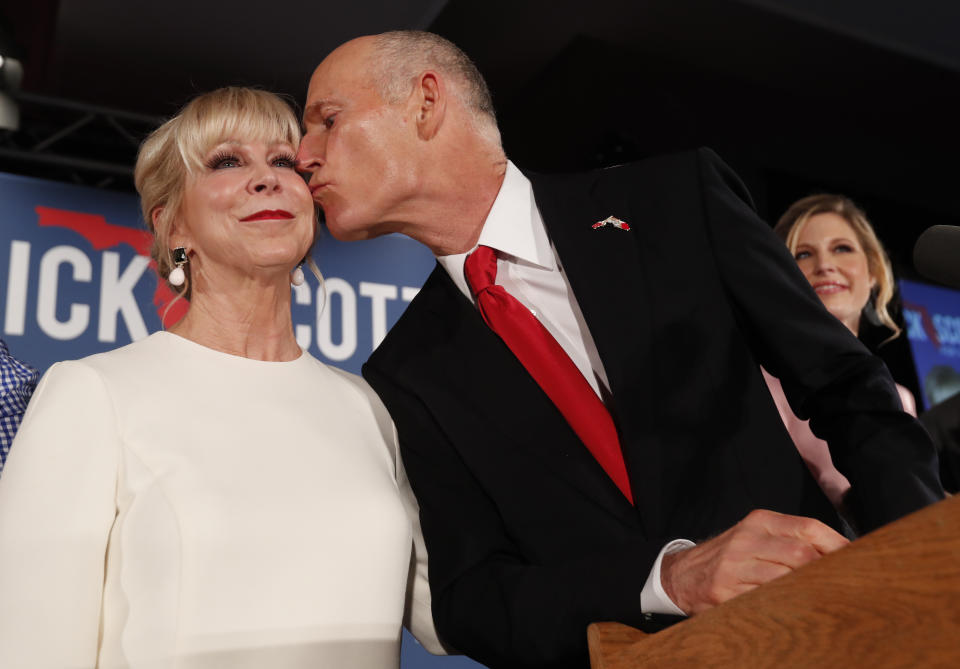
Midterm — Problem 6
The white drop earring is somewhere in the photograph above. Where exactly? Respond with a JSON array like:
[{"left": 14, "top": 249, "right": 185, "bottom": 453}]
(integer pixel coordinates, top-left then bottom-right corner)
[
  {"left": 169, "top": 247, "right": 188, "bottom": 287},
  {"left": 290, "top": 263, "right": 305, "bottom": 287}
]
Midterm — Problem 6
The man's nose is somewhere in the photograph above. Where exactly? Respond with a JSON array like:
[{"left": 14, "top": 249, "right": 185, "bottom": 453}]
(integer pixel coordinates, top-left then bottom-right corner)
[{"left": 296, "top": 139, "right": 323, "bottom": 175}]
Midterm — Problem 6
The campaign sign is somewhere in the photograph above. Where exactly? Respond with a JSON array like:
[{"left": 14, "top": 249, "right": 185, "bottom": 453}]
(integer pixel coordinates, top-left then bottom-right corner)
[
  {"left": 0, "top": 170, "right": 485, "bottom": 669},
  {"left": 0, "top": 171, "right": 436, "bottom": 376},
  {"left": 900, "top": 278, "right": 960, "bottom": 411}
]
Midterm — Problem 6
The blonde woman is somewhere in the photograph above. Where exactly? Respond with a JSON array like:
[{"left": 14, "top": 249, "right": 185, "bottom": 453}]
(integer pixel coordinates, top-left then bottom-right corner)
[
  {"left": 767, "top": 194, "right": 916, "bottom": 518},
  {"left": 0, "top": 88, "right": 442, "bottom": 668}
]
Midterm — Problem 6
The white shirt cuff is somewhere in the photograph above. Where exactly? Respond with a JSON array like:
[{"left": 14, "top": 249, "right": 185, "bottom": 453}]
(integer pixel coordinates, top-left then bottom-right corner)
[{"left": 640, "top": 539, "right": 695, "bottom": 616}]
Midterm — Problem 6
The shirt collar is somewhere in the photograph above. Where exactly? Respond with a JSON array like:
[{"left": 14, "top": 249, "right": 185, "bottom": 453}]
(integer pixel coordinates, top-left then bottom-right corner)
[{"left": 438, "top": 160, "right": 555, "bottom": 298}]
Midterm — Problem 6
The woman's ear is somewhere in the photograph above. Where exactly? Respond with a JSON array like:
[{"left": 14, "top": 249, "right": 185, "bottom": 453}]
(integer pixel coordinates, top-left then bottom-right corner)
[
  {"left": 415, "top": 71, "right": 446, "bottom": 140},
  {"left": 151, "top": 206, "right": 165, "bottom": 231},
  {"left": 157, "top": 206, "right": 190, "bottom": 247}
]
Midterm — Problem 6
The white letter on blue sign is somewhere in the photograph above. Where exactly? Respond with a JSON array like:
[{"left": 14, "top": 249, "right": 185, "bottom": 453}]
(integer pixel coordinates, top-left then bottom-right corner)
[
  {"left": 903, "top": 309, "right": 926, "bottom": 342},
  {"left": 317, "top": 278, "right": 357, "bottom": 361},
  {"left": 360, "top": 281, "right": 398, "bottom": 349},
  {"left": 37, "top": 245, "right": 92, "bottom": 340},
  {"left": 934, "top": 314, "right": 960, "bottom": 346},
  {"left": 98, "top": 251, "right": 149, "bottom": 343},
  {"left": 292, "top": 281, "right": 312, "bottom": 349},
  {"left": 4, "top": 240, "right": 30, "bottom": 336}
]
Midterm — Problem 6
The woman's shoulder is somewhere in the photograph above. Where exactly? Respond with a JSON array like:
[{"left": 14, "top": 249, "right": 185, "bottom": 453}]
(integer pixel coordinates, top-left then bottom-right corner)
[
  {"left": 63, "top": 332, "right": 172, "bottom": 377},
  {"left": 31, "top": 333, "right": 192, "bottom": 409},
  {"left": 304, "top": 357, "right": 390, "bottom": 414},
  {"left": 301, "top": 357, "right": 400, "bottom": 466}
]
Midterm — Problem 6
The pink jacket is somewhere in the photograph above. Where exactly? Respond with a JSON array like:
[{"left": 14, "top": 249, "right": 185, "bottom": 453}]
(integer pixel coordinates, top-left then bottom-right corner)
[{"left": 762, "top": 368, "right": 916, "bottom": 509}]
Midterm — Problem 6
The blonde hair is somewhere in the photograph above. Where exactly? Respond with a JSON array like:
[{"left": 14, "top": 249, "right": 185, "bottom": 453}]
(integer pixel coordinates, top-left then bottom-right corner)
[
  {"left": 774, "top": 194, "right": 901, "bottom": 339},
  {"left": 134, "top": 87, "right": 303, "bottom": 301}
]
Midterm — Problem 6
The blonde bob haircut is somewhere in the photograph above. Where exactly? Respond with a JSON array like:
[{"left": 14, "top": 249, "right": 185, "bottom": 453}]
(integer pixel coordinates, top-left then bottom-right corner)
[
  {"left": 134, "top": 87, "right": 303, "bottom": 301},
  {"left": 774, "top": 193, "right": 901, "bottom": 340}
]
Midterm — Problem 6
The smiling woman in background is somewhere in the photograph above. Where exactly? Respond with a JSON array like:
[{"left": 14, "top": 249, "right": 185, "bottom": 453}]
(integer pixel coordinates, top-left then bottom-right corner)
[
  {"left": 0, "top": 87, "right": 442, "bottom": 668},
  {"left": 767, "top": 194, "right": 916, "bottom": 526}
]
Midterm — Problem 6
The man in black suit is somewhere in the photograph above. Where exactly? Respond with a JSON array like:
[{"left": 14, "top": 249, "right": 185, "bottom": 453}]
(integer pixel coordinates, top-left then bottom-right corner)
[{"left": 297, "top": 31, "right": 943, "bottom": 668}]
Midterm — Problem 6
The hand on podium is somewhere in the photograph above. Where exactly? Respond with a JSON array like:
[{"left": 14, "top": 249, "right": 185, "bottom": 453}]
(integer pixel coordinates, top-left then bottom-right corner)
[{"left": 660, "top": 509, "right": 849, "bottom": 614}]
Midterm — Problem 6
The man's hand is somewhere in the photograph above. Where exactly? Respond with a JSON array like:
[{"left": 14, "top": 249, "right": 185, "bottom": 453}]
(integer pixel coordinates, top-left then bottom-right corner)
[{"left": 660, "top": 509, "right": 848, "bottom": 615}]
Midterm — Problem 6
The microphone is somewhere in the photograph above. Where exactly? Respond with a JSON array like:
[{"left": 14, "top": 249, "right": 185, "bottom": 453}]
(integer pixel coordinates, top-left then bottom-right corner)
[{"left": 913, "top": 225, "right": 960, "bottom": 288}]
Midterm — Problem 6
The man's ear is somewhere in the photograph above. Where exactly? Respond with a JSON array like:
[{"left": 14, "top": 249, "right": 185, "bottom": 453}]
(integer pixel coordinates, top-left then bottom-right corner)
[{"left": 415, "top": 71, "right": 446, "bottom": 140}]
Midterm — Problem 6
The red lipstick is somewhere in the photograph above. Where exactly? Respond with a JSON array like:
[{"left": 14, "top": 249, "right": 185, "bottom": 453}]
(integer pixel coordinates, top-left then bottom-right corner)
[{"left": 240, "top": 209, "right": 294, "bottom": 221}]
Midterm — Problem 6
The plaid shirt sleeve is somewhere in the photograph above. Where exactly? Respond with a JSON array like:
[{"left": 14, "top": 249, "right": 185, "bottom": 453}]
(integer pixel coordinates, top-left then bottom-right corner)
[{"left": 0, "top": 339, "right": 40, "bottom": 474}]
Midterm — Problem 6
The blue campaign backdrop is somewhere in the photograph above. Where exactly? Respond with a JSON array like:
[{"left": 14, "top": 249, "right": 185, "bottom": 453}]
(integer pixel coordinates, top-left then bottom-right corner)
[
  {"left": 0, "top": 171, "right": 485, "bottom": 669},
  {"left": 900, "top": 278, "right": 960, "bottom": 411}
]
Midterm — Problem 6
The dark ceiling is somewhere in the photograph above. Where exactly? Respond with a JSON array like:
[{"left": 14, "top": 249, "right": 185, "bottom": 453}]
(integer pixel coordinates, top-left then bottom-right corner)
[
  {"left": 1, "top": 0, "right": 958, "bottom": 242},
  {"left": 1, "top": 1, "right": 956, "bottom": 207},
  {"left": 1, "top": 0, "right": 958, "bottom": 391}
]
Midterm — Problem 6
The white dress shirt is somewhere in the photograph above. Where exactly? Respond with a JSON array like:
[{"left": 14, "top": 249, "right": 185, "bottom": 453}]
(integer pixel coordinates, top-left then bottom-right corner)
[{"left": 437, "top": 161, "right": 690, "bottom": 616}]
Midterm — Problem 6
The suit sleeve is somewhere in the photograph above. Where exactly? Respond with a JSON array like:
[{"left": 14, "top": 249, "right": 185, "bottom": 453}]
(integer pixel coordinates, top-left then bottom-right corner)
[
  {"left": 364, "top": 363, "right": 666, "bottom": 669},
  {"left": 0, "top": 361, "right": 119, "bottom": 669},
  {"left": 693, "top": 148, "right": 943, "bottom": 531},
  {"left": 919, "top": 394, "right": 960, "bottom": 494}
]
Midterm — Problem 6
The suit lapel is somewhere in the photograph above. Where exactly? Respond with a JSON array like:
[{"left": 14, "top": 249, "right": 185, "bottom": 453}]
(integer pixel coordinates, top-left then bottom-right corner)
[
  {"left": 529, "top": 171, "right": 664, "bottom": 535},
  {"left": 417, "top": 265, "right": 639, "bottom": 524}
]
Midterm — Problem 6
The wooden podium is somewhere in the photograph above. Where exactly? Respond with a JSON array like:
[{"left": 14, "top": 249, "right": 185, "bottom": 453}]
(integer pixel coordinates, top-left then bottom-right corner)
[{"left": 588, "top": 495, "right": 960, "bottom": 668}]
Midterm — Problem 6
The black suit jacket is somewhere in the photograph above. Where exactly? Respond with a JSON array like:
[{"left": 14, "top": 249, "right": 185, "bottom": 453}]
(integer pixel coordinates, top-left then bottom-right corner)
[
  {"left": 920, "top": 392, "right": 960, "bottom": 492},
  {"left": 363, "top": 149, "right": 943, "bottom": 668}
]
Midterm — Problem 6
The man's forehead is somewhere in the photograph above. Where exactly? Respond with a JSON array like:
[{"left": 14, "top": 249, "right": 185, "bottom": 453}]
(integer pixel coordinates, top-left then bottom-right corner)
[
  {"left": 314, "top": 38, "right": 372, "bottom": 81},
  {"left": 307, "top": 50, "right": 368, "bottom": 99},
  {"left": 304, "top": 78, "right": 346, "bottom": 116},
  {"left": 303, "top": 38, "right": 378, "bottom": 119},
  {"left": 304, "top": 68, "right": 342, "bottom": 115},
  {"left": 332, "top": 36, "right": 375, "bottom": 62},
  {"left": 306, "top": 61, "right": 336, "bottom": 98}
]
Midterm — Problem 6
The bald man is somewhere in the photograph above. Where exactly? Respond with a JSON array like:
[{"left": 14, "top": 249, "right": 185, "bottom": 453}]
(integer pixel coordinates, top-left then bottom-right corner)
[{"left": 297, "top": 31, "right": 943, "bottom": 669}]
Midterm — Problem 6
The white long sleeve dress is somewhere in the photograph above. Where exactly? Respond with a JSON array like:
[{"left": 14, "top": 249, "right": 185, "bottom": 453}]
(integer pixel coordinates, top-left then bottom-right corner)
[{"left": 0, "top": 332, "right": 442, "bottom": 669}]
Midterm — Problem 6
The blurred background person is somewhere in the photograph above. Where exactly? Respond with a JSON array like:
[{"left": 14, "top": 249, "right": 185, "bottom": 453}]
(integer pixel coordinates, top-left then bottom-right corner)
[
  {"left": 913, "top": 225, "right": 960, "bottom": 493},
  {"left": 770, "top": 194, "right": 916, "bottom": 526},
  {"left": 0, "top": 337, "right": 39, "bottom": 476},
  {"left": 922, "top": 364, "right": 960, "bottom": 409},
  {"left": 0, "top": 87, "right": 441, "bottom": 669}
]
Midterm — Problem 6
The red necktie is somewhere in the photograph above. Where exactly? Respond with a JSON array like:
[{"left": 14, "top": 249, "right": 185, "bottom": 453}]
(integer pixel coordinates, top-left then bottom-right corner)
[{"left": 464, "top": 245, "right": 633, "bottom": 503}]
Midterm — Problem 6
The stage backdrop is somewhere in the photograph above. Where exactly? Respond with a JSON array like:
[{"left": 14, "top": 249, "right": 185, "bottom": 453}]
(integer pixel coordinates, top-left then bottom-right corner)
[
  {"left": 0, "top": 171, "right": 484, "bottom": 669},
  {"left": 901, "top": 278, "right": 960, "bottom": 411}
]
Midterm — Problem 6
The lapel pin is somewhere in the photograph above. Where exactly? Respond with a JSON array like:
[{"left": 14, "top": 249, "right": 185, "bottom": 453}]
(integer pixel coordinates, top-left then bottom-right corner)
[{"left": 591, "top": 215, "right": 631, "bottom": 231}]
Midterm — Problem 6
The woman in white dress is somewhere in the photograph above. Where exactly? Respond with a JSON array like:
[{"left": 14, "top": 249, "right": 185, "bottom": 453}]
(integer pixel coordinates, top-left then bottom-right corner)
[
  {"left": 0, "top": 87, "right": 443, "bottom": 668},
  {"left": 765, "top": 194, "right": 916, "bottom": 527}
]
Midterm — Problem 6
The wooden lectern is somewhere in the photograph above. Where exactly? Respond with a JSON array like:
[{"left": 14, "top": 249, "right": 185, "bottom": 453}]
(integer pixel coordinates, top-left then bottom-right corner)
[{"left": 588, "top": 495, "right": 960, "bottom": 668}]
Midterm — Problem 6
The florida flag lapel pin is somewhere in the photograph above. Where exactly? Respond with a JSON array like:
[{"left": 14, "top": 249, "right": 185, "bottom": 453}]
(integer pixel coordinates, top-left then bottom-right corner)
[{"left": 591, "top": 215, "right": 631, "bottom": 230}]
